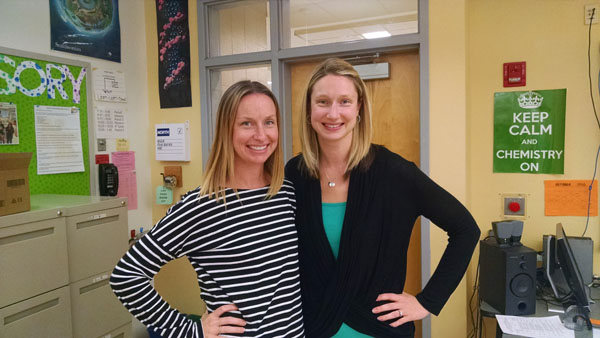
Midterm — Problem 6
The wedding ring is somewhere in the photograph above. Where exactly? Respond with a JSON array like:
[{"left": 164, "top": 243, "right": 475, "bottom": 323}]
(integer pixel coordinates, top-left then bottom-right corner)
[{"left": 398, "top": 310, "right": 403, "bottom": 317}]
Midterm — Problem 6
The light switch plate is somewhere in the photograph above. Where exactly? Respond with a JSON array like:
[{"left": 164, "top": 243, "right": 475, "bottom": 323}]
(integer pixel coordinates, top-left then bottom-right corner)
[{"left": 97, "top": 138, "right": 106, "bottom": 151}]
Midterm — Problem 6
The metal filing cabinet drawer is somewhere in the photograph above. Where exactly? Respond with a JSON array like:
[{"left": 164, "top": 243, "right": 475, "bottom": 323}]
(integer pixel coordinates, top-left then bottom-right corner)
[
  {"left": 0, "top": 217, "right": 69, "bottom": 308},
  {"left": 99, "top": 322, "right": 132, "bottom": 338},
  {"left": 70, "top": 270, "right": 131, "bottom": 338},
  {"left": 0, "top": 286, "right": 72, "bottom": 338},
  {"left": 66, "top": 206, "right": 128, "bottom": 282}
]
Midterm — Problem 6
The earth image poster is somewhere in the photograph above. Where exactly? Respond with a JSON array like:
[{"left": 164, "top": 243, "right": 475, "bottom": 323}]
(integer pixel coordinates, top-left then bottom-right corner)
[{"left": 50, "top": 0, "right": 121, "bottom": 63}]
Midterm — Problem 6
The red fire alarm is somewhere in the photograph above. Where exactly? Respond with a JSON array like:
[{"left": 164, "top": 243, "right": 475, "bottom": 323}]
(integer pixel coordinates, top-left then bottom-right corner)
[{"left": 503, "top": 61, "right": 526, "bottom": 87}]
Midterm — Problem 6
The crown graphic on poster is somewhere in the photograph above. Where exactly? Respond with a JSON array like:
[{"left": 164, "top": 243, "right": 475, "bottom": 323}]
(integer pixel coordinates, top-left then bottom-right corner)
[{"left": 517, "top": 91, "right": 543, "bottom": 109}]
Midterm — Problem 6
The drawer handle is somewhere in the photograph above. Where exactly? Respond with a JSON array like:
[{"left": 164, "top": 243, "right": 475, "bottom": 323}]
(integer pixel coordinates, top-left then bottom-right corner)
[
  {"left": 4, "top": 298, "right": 59, "bottom": 325},
  {"left": 103, "top": 332, "right": 125, "bottom": 338},
  {"left": 0, "top": 227, "right": 54, "bottom": 246},
  {"left": 79, "top": 278, "right": 110, "bottom": 295},
  {"left": 76, "top": 215, "right": 119, "bottom": 230}
]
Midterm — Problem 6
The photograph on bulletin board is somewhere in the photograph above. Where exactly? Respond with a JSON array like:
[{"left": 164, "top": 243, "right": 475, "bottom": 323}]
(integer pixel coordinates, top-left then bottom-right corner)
[
  {"left": 0, "top": 102, "right": 18, "bottom": 145},
  {"left": 49, "top": 0, "right": 121, "bottom": 63},
  {"left": 0, "top": 49, "right": 91, "bottom": 195}
]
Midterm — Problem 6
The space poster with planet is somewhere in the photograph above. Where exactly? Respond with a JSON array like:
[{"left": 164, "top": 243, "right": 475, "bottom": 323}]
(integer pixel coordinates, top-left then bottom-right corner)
[{"left": 49, "top": 0, "right": 121, "bottom": 63}]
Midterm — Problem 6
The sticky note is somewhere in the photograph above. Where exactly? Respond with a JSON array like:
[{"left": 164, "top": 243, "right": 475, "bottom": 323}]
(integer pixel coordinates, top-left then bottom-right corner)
[
  {"left": 116, "top": 138, "right": 129, "bottom": 151},
  {"left": 156, "top": 186, "right": 173, "bottom": 205}
]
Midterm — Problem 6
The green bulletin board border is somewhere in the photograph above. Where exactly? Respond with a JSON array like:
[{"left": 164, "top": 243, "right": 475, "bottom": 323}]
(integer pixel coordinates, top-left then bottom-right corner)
[{"left": 0, "top": 46, "right": 95, "bottom": 195}]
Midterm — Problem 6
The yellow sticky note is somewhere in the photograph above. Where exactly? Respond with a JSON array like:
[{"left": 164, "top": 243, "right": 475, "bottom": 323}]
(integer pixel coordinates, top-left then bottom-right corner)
[
  {"left": 116, "top": 138, "right": 129, "bottom": 151},
  {"left": 544, "top": 180, "right": 598, "bottom": 216}
]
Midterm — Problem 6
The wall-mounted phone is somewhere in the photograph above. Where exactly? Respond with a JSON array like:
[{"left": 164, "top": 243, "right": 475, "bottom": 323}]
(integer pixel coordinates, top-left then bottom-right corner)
[{"left": 99, "top": 163, "right": 119, "bottom": 196}]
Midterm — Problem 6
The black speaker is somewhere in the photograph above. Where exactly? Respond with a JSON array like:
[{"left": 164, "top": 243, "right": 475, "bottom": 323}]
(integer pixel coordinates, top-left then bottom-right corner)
[{"left": 479, "top": 238, "right": 536, "bottom": 315}]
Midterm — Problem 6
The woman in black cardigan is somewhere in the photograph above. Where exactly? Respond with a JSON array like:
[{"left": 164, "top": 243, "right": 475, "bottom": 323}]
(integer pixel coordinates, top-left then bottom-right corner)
[{"left": 285, "top": 58, "right": 480, "bottom": 338}]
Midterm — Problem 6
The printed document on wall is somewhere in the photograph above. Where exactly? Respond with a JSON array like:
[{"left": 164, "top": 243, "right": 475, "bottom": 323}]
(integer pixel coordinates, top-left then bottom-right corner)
[
  {"left": 155, "top": 122, "right": 190, "bottom": 161},
  {"left": 93, "top": 68, "right": 127, "bottom": 102},
  {"left": 34, "top": 105, "right": 84, "bottom": 175},
  {"left": 95, "top": 106, "right": 127, "bottom": 139}
]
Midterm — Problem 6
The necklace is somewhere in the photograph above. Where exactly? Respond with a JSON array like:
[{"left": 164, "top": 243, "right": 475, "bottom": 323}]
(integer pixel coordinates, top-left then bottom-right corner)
[{"left": 322, "top": 171, "right": 336, "bottom": 188}]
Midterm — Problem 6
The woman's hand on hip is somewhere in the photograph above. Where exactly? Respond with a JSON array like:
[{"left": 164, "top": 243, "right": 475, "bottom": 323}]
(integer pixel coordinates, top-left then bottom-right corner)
[
  {"left": 372, "top": 292, "right": 430, "bottom": 327},
  {"left": 201, "top": 304, "right": 246, "bottom": 337}
]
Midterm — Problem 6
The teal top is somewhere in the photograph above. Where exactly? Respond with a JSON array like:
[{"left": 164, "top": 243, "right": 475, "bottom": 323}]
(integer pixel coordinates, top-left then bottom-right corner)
[{"left": 322, "top": 203, "right": 372, "bottom": 338}]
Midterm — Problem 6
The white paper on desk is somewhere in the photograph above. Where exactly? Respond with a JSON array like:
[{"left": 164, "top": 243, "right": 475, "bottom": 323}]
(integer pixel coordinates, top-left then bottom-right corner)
[{"left": 496, "top": 315, "right": 575, "bottom": 338}]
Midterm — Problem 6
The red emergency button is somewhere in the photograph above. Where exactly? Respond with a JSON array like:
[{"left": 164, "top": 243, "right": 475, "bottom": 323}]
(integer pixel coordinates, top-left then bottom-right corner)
[{"left": 509, "top": 202, "right": 521, "bottom": 212}]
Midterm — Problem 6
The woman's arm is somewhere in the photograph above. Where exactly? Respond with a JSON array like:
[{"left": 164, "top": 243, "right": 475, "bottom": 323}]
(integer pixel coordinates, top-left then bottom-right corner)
[
  {"left": 410, "top": 163, "right": 481, "bottom": 315},
  {"left": 110, "top": 232, "right": 202, "bottom": 337},
  {"left": 110, "top": 192, "right": 246, "bottom": 338},
  {"left": 372, "top": 162, "right": 480, "bottom": 326}
]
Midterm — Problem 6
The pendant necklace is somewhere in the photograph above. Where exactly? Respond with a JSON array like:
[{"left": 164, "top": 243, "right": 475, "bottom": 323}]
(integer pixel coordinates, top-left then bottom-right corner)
[{"left": 323, "top": 171, "right": 336, "bottom": 188}]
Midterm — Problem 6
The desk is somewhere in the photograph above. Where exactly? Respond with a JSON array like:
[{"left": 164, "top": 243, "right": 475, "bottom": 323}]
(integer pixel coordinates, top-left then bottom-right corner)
[{"left": 479, "top": 299, "right": 598, "bottom": 338}]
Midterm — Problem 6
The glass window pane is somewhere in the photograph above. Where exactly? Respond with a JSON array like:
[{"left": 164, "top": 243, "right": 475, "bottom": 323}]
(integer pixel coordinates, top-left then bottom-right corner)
[
  {"left": 207, "top": 0, "right": 270, "bottom": 57},
  {"left": 282, "top": 0, "right": 418, "bottom": 48},
  {"left": 209, "top": 64, "right": 272, "bottom": 127}
]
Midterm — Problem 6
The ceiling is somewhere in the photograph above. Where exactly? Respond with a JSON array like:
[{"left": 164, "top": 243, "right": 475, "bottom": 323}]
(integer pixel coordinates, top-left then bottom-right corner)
[{"left": 288, "top": 0, "right": 418, "bottom": 46}]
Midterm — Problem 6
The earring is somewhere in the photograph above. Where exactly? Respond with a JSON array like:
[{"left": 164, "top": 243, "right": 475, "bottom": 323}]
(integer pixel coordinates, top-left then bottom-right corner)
[{"left": 357, "top": 115, "right": 361, "bottom": 123}]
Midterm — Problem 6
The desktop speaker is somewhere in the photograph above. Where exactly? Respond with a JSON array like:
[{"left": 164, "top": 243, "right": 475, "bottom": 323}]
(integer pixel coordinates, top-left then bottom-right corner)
[{"left": 479, "top": 238, "right": 536, "bottom": 315}]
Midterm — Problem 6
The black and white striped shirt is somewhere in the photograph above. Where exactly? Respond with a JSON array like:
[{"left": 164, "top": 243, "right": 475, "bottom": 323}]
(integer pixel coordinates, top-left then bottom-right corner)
[{"left": 110, "top": 182, "right": 305, "bottom": 337}]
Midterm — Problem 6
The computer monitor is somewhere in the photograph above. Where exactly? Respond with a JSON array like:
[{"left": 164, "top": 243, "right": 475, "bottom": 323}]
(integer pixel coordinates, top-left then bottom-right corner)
[{"left": 555, "top": 223, "right": 592, "bottom": 330}]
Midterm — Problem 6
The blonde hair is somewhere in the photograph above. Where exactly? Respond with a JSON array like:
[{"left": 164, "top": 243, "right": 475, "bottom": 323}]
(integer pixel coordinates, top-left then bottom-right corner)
[
  {"left": 300, "top": 58, "right": 373, "bottom": 178},
  {"left": 200, "top": 81, "right": 284, "bottom": 201}
]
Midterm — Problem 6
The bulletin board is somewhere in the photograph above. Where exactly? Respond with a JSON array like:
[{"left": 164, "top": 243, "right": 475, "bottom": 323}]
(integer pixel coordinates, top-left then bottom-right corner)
[{"left": 0, "top": 47, "right": 94, "bottom": 195}]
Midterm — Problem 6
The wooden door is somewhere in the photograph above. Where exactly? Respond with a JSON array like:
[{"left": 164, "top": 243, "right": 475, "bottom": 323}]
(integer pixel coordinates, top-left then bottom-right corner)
[{"left": 290, "top": 50, "right": 422, "bottom": 337}]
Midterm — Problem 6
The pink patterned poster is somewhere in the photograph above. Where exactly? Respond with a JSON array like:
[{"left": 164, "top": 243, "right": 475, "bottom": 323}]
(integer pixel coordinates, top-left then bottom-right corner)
[{"left": 156, "top": 0, "right": 191, "bottom": 108}]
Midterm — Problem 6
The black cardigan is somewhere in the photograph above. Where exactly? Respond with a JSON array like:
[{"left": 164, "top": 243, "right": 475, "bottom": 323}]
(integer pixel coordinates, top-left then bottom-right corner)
[{"left": 285, "top": 145, "right": 480, "bottom": 338}]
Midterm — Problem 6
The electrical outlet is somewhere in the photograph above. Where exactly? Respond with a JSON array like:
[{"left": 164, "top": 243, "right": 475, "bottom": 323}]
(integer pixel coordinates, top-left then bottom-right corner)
[{"left": 585, "top": 4, "right": 599, "bottom": 25}]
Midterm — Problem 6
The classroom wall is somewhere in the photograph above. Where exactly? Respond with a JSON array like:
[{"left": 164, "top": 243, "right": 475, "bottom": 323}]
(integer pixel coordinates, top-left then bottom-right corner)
[
  {"left": 467, "top": 0, "right": 600, "bottom": 335},
  {"left": 143, "top": 0, "right": 206, "bottom": 317},
  {"left": 429, "top": 0, "right": 470, "bottom": 336},
  {"left": 0, "top": 0, "right": 153, "bottom": 233},
  {"left": 0, "top": 2, "right": 152, "bottom": 336}
]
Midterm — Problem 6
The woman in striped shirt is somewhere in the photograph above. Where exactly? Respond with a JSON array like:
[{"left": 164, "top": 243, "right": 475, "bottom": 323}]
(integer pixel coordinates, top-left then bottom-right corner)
[{"left": 110, "top": 81, "right": 305, "bottom": 338}]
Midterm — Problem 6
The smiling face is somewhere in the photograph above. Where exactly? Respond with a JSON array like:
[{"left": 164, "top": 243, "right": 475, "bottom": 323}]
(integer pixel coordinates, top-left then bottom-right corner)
[
  {"left": 232, "top": 93, "right": 279, "bottom": 172},
  {"left": 310, "top": 74, "right": 360, "bottom": 145}
]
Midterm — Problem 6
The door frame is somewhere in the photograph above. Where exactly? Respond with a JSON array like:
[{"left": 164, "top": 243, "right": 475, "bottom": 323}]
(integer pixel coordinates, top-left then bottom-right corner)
[{"left": 196, "top": 1, "right": 431, "bottom": 336}]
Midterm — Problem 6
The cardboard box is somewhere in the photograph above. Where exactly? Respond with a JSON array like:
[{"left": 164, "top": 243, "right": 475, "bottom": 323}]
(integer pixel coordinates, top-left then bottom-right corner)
[{"left": 0, "top": 152, "right": 32, "bottom": 216}]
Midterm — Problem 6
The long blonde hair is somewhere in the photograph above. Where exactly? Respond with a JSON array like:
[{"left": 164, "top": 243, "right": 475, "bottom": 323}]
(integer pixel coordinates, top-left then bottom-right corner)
[
  {"left": 200, "top": 81, "right": 284, "bottom": 201},
  {"left": 300, "top": 58, "right": 373, "bottom": 178}
]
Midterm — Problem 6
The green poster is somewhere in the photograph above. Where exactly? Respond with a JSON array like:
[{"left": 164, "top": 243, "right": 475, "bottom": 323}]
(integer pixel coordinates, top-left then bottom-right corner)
[{"left": 493, "top": 89, "right": 566, "bottom": 174}]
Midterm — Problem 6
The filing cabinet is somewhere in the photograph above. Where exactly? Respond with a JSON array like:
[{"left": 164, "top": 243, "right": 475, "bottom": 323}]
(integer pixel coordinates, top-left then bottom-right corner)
[
  {"left": 0, "top": 195, "right": 131, "bottom": 338},
  {"left": 0, "top": 215, "right": 68, "bottom": 309},
  {"left": 70, "top": 270, "right": 131, "bottom": 338},
  {"left": 0, "top": 286, "right": 72, "bottom": 338}
]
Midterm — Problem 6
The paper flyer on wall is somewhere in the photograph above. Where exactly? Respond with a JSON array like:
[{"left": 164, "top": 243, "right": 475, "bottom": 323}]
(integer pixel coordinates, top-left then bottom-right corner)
[
  {"left": 34, "top": 105, "right": 84, "bottom": 175},
  {"left": 93, "top": 68, "right": 127, "bottom": 102},
  {"left": 155, "top": 122, "right": 190, "bottom": 161},
  {"left": 117, "top": 170, "right": 138, "bottom": 211},
  {"left": 95, "top": 106, "right": 127, "bottom": 139}
]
